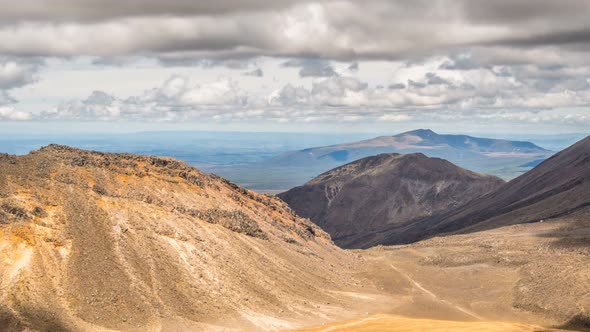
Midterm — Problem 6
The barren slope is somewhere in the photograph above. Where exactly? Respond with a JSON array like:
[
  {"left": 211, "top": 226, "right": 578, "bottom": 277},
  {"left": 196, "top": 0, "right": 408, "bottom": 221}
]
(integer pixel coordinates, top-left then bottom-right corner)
[
  {"left": 278, "top": 153, "right": 504, "bottom": 248},
  {"left": 0, "top": 145, "right": 375, "bottom": 331},
  {"left": 406, "top": 135, "right": 590, "bottom": 241}
]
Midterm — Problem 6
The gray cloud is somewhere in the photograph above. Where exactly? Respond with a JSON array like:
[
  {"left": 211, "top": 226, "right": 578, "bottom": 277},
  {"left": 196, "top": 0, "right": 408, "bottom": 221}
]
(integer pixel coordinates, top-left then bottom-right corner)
[
  {"left": 282, "top": 59, "right": 337, "bottom": 77},
  {"left": 425, "top": 72, "right": 450, "bottom": 85},
  {"left": 388, "top": 83, "right": 406, "bottom": 90},
  {"left": 0, "top": 1, "right": 587, "bottom": 63},
  {"left": 0, "top": 0, "right": 303, "bottom": 21},
  {"left": 85, "top": 91, "right": 116, "bottom": 105},
  {"left": 439, "top": 54, "right": 481, "bottom": 70},
  {"left": 244, "top": 68, "right": 264, "bottom": 77},
  {"left": 0, "top": 59, "right": 40, "bottom": 89},
  {"left": 0, "top": 91, "right": 16, "bottom": 105},
  {"left": 408, "top": 80, "right": 426, "bottom": 89}
]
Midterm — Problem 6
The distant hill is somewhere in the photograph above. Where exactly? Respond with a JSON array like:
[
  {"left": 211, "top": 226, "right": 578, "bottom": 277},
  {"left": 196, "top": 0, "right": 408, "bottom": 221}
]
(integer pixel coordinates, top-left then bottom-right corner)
[
  {"left": 373, "top": 135, "right": 590, "bottom": 245},
  {"left": 278, "top": 153, "right": 504, "bottom": 248}
]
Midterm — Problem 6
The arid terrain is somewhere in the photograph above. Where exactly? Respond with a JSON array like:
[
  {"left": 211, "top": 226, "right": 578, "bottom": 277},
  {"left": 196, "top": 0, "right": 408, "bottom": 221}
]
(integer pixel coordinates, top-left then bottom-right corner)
[
  {"left": 1, "top": 144, "right": 589, "bottom": 331},
  {"left": 0, "top": 145, "right": 384, "bottom": 331},
  {"left": 299, "top": 209, "right": 590, "bottom": 331}
]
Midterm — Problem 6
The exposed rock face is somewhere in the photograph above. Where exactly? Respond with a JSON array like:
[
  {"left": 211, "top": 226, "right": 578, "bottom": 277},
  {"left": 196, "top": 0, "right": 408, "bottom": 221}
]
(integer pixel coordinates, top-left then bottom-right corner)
[
  {"left": 411, "top": 135, "right": 590, "bottom": 238},
  {"left": 0, "top": 145, "right": 360, "bottom": 331},
  {"left": 278, "top": 153, "right": 504, "bottom": 248}
]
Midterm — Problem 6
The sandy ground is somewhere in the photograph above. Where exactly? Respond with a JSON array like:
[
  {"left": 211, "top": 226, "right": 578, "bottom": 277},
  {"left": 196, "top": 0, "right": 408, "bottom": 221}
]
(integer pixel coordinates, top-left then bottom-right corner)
[
  {"left": 289, "top": 211, "right": 590, "bottom": 331},
  {"left": 294, "top": 314, "right": 565, "bottom": 332}
]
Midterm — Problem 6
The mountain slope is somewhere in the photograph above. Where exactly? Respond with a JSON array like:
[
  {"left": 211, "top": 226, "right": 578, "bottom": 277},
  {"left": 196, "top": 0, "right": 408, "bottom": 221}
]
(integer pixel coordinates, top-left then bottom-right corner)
[
  {"left": 378, "top": 135, "right": 590, "bottom": 245},
  {"left": 0, "top": 145, "right": 366, "bottom": 331},
  {"left": 278, "top": 153, "right": 504, "bottom": 248}
]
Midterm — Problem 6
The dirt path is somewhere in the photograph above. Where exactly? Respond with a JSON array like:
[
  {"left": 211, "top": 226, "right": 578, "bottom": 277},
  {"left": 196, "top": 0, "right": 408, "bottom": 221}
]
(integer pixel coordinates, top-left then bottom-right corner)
[{"left": 388, "top": 264, "right": 484, "bottom": 320}]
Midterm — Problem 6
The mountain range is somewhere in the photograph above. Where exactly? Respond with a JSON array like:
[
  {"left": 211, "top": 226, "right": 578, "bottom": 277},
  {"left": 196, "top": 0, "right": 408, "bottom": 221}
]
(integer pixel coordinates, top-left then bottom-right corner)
[{"left": 279, "top": 135, "right": 590, "bottom": 248}]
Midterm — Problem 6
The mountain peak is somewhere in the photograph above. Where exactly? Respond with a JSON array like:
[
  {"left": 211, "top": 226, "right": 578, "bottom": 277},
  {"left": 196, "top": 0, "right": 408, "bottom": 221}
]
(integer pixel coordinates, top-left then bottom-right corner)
[
  {"left": 400, "top": 129, "right": 437, "bottom": 137},
  {"left": 279, "top": 152, "right": 504, "bottom": 248}
]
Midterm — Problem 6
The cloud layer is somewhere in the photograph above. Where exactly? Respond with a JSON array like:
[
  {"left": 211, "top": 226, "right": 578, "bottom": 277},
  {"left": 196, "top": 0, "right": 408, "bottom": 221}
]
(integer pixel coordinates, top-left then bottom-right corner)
[
  {"left": 0, "top": 0, "right": 589, "bottom": 129},
  {"left": 0, "top": 1, "right": 588, "bottom": 61}
]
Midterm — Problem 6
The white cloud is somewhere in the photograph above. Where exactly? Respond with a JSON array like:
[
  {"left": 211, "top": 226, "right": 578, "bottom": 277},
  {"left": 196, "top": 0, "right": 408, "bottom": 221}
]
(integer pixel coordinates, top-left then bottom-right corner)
[
  {"left": 0, "top": 106, "right": 32, "bottom": 120},
  {"left": 31, "top": 66, "right": 590, "bottom": 127},
  {"left": 42, "top": 75, "right": 249, "bottom": 121}
]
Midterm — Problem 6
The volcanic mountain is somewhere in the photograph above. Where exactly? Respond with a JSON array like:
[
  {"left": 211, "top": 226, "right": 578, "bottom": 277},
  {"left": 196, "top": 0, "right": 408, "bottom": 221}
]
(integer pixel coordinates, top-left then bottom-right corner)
[
  {"left": 278, "top": 153, "right": 504, "bottom": 248},
  {"left": 0, "top": 145, "right": 370, "bottom": 331},
  {"left": 394, "top": 135, "right": 590, "bottom": 241}
]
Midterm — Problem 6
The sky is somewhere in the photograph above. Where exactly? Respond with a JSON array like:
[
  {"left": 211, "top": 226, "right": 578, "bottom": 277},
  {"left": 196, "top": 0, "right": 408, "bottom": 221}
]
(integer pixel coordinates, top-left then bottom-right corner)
[{"left": 1, "top": 0, "right": 590, "bottom": 135}]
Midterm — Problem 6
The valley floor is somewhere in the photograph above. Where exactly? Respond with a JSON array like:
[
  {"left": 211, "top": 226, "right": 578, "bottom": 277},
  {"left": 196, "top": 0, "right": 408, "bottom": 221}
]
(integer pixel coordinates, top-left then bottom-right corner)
[
  {"left": 288, "top": 209, "right": 590, "bottom": 332},
  {"left": 295, "top": 314, "right": 565, "bottom": 332}
]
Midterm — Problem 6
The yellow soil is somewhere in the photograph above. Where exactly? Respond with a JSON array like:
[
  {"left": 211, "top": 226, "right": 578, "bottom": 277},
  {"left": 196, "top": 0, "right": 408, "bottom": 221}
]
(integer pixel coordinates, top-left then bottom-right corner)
[{"left": 293, "top": 314, "right": 564, "bottom": 332}]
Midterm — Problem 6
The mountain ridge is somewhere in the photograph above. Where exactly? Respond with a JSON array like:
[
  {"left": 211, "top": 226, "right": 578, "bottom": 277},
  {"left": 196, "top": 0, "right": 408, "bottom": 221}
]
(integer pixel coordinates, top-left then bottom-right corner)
[
  {"left": 372, "top": 135, "right": 590, "bottom": 246},
  {"left": 0, "top": 144, "right": 370, "bottom": 331}
]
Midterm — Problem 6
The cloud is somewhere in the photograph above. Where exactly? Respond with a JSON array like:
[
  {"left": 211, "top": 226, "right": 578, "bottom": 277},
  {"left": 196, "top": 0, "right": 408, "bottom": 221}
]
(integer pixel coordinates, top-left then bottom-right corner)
[
  {"left": 0, "top": 1, "right": 588, "bottom": 63},
  {"left": 42, "top": 75, "right": 250, "bottom": 121},
  {"left": 0, "top": 0, "right": 588, "bottom": 131},
  {"left": 0, "top": 0, "right": 302, "bottom": 21},
  {"left": 282, "top": 59, "right": 337, "bottom": 77},
  {"left": 425, "top": 72, "right": 450, "bottom": 85},
  {"left": 0, "top": 59, "right": 39, "bottom": 89},
  {"left": 439, "top": 54, "right": 481, "bottom": 70},
  {"left": 388, "top": 83, "right": 406, "bottom": 90},
  {"left": 0, "top": 106, "right": 32, "bottom": 120},
  {"left": 9, "top": 67, "right": 588, "bottom": 127},
  {"left": 0, "top": 91, "right": 16, "bottom": 105},
  {"left": 378, "top": 113, "right": 413, "bottom": 122},
  {"left": 268, "top": 84, "right": 310, "bottom": 106},
  {"left": 244, "top": 68, "right": 264, "bottom": 77}
]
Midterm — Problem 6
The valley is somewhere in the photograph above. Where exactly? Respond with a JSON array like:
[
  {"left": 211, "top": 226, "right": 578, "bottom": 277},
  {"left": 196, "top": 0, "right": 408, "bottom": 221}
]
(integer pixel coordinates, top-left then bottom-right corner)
[{"left": 299, "top": 210, "right": 590, "bottom": 331}]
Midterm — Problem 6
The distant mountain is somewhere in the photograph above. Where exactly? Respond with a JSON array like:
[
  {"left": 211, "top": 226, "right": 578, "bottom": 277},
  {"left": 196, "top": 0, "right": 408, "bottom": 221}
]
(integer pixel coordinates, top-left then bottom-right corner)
[
  {"left": 278, "top": 153, "right": 504, "bottom": 248},
  {"left": 373, "top": 135, "right": 590, "bottom": 245},
  {"left": 271, "top": 129, "right": 549, "bottom": 165},
  {"left": 238, "top": 129, "right": 551, "bottom": 191}
]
